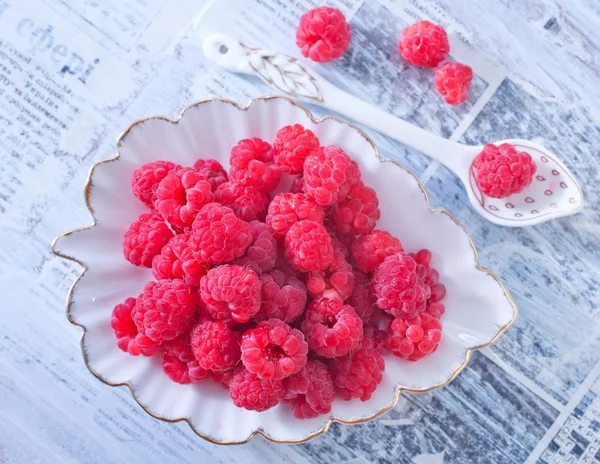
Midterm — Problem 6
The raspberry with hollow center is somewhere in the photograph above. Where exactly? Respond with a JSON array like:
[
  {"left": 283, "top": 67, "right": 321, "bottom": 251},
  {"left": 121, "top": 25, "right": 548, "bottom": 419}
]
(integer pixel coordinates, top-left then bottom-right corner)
[
  {"left": 188, "top": 203, "right": 252, "bottom": 265},
  {"left": 111, "top": 297, "right": 158, "bottom": 356},
  {"left": 372, "top": 253, "right": 430, "bottom": 318},
  {"left": 306, "top": 244, "right": 354, "bottom": 301},
  {"left": 388, "top": 313, "right": 442, "bottom": 361},
  {"left": 266, "top": 193, "right": 325, "bottom": 240},
  {"left": 241, "top": 319, "right": 308, "bottom": 380},
  {"left": 332, "top": 181, "right": 380, "bottom": 235},
  {"left": 214, "top": 181, "right": 268, "bottom": 222},
  {"left": 473, "top": 143, "right": 537, "bottom": 198},
  {"left": 161, "top": 336, "right": 209, "bottom": 384},
  {"left": 190, "top": 320, "right": 242, "bottom": 372},
  {"left": 283, "top": 359, "right": 335, "bottom": 419},
  {"left": 152, "top": 233, "right": 209, "bottom": 287},
  {"left": 133, "top": 279, "right": 196, "bottom": 345},
  {"left": 229, "top": 138, "right": 280, "bottom": 194},
  {"left": 229, "top": 366, "right": 284, "bottom": 412},
  {"left": 284, "top": 220, "right": 334, "bottom": 272},
  {"left": 296, "top": 6, "right": 351, "bottom": 62},
  {"left": 331, "top": 337, "right": 385, "bottom": 401},
  {"left": 304, "top": 146, "right": 360, "bottom": 206},
  {"left": 256, "top": 270, "right": 307, "bottom": 323},
  {"left": 155, "top": 168, "right": 214, "bottom": 231},
  {"left": 132, "top": 160, "right": 181, "bottom": 208},
  {"left": 192, "top": 158, "right": 228, "bottom": 191},
  {"left": 123, "top": 212, "right": 173, "bottom": 268},
  {"left": 435, "top": 62, "right": 473, "bottom": 105},
  {"left": 349, "top": 271, "right": 376, "bottom": 322},
  {"left": 301, "top": 297, "right": 364, "bottom": 358},
  {"left": 234, "top": 221, "right": 278, "bottom": 274},
  {"left": 398, "top": 20, "right": 449, "bottom": 67},
  {"left": 273, "top": 124, "right": 320, "bottom": 174},
  {"left": 351, "top": 230, "right": 403, "bottom": 274},
  {"left": 199, "top": 264, "right": 261, "bottom": 323}
]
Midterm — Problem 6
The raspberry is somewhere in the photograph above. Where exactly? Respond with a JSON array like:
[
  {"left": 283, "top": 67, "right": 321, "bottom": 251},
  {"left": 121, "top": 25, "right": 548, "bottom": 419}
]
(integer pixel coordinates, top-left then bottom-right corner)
[
  {"left": 332, "top": 181, "right": 380, "bottom": 235},
  {"left": 131, "top": 160, "right": 181, "bottom": 208},
  {"left": 214, "top": 181, "right": 268, "bottom": 222},
  {"left": 425, "top": 302, "right": 446, "bottom": 318},
  {"left": 301, "top": 297, "right": 364, "bottom": 358},
  {"left": 199, "top": 265, "right": 261, "bottom": 323},
  {"left": 372, "top": 253, "right": 430, "bottom": 318},
  {"left": 192, "top": 158, "right": 228, "bottom": 191},
  {"left": 161, "top": 336, "right": 209, "bottom": 384},
  {"left": 351, "top": 230, "right": 403, "bottom": 274},
  {"left": 349, "top": 271, "right": 376, "bottom": 322},
  {"left": 123, "top": 212, "right": 173, "bottom": 267},
  {"left": 190, "top": 320, "right": 242, "bottom": 372},
  {"left": 132, "top": 279, "right": 196, "bottom": 345},
  {"left": 210, "top": 367, "right": 235, "bottom": 389},
  {"left": 274, "top": 248, "right": 304, "bottom": 280},
  {"left": 473, "top": 143, "right": 537, "bottom": 198},
  {"left": 398, "top": 20, "right": 449, "bottom": 68},
  {"left": 290, "top": 176, "right": 304, "bottom": 193},
  {"left": 188, "top": 203, "right": 252, "bottom": 265},
  {"left": 434, "top": 62, "right": 473, "bottom": 105},
  {"left": 363, "top": 324, "right": 390, "bottom": 356},
  {"left": 282, "top": 360, "right": 334, "bottom": 419},
  {"left": 256, "top": 270, "right": 307, "bottom": 323},
  {"left": 241, "top": 319, "right": 308, "bottom": 380},
  {"left": 234, "top": 221, "right": 278, "bottom": 274},
  {"left": 331, "top": 337, "right": 385, "bottom": 401},
  {"left": 111, "top": 297, "right": 158, "bottom": 356},
  {"left": 284, "top": 220, "right": 334, "bottom": 272},
  {"left": 229, "top": 367, "right": 284, "bottom": 412},
  {"left": 296, "top": 6, "right": 351, "bottom": 62},
  {"left": 152, "top": 233, "right": 209, "bottom": 287},
  {"left": 273, "top": 124, "right": 320, "bottom": 174},
  {"left": 410, "top": 248, "right": 447, "bottom": 304},
  {"left": 266, "top": 193, "right": 325, "bottom": 240},
  {"left": 229, "top": 138, "right": 280, "bottom": 194},
  {"left": 331, "top": 231, "right": 354, "bottom": 256},
  {"left": 306, "top": 244, "right": 354, "bottom": 300},
  {"left": 155, "top": 168, "right": 213, "bottom": 230},
  {"left": 304, "top": 146, "right": 360, "bottom": 206},
  {"left": 388, "top": 313, "right": 442, "bottom": 361}
]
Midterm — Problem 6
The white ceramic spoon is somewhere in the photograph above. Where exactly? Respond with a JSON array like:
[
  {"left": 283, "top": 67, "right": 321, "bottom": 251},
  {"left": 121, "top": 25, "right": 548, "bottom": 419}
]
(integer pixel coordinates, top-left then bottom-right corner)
[{"left": 203, "top": 33, "right": 584, "bottom": 227}]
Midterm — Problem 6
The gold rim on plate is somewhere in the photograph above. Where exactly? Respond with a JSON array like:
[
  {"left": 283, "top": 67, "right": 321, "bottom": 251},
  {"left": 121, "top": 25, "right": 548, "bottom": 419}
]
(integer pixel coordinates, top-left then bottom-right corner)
[{"left": 51, "top": 96, "right": 518, "bottom": 445}]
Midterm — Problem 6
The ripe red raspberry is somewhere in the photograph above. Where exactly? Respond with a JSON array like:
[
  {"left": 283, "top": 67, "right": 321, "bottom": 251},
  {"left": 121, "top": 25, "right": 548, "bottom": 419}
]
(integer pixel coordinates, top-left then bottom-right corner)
[
  {"left": 133, "top": 279, "right": 196, "bottom": 345},
  {"left": 111, "top": 297, "right": 158, "bottom": 356},
  {"left": 296, "top": 6, "right": 351, "bottom": 62},
  {"left": 282, "top": 360, "right": 334, "bottom": 419},
  {"left": 192, "top": 158, "right": 228, "bottom": 190},
  {"left": 290, "top": 176, "right": 304, "bottom": 193},
  {"left": 214, "top": 181, "right": 268, "bottom": 222},
  {"left": 434, "top": 62, "right": 473, "bottom": 105},
  {"left": 363, "top": 324, "right": 390, "bottom": 356},
  {"left": 285, "top": 220, "right": 334, "bottom": 272},
  {"left": 152, "top": 233, "right": 209, "bottom": 287},
  {"left": 210, "top": 367, "right": 235, "bottom": 389},
  {"left": 388, "top": 313, "right": 442, "bottom": 361},
  {"left": 301, "top": 297, "right": 364, "bottom": 358},
  {"left": 398, "top": 20, "right": 449, "bottom": 68},
  {"left": 241, "top": 319, "right": 308, "bottom": 380},
  {"left": 155, "top": 168, "right": 213, "bottom": 230},
  {"left": 190, "top": 320, "right": 242, "bottom": 372},
  {"left": 273, "top": 124, "right": 320, "bottom": 174},
  {"left": 410, "top": 248, "right": 447, "bottom": 304},
  {"left": 351, "top": 230, "right": 403, "bottom": 274},
  {"left": 372, "top": 253, "right": 430, "bottom": 318},
  {"left": 256, "top": 270, "right": 307, "bottom": 323},
  {"left": 304, "top": 146, "right": 360, "bottom": 206},
  {"left": 161, "top": 336, "right": 209, "bottom": 384},
  {"left": 229, "top": 138, "right": 280, "bottom": 194},
  {"left": 199, "top": 265, "right": 261, "bottom": 323},
  {"left": 349, "top": 271, "right": 376, "bottom": 322},
  {"left": 266, "top": 193, "right": 325, "bottom": 240},
  {"left": 123, "top": 212, "right": 173, "bottom": 267},
  {"left": 331, "top": 337, "right": 385, "bottom": 401},
  {"left": 189, "top": 203, "right": 252, "bottom": 265},
  {"left": 131, "top": 160, "right": 181, "bottom": 208},
  {"left": 425, "top": 302, "right": 446, "bottom": 319},
  {"left": 331, "top": 230, "right": 354, "bottom": 256},
  {"left": 306, "top": 245, "right": 354, "bottom": 300},
  {"left": 234, "top": 221, "right": 278, "bottom": 274},
  {"left": 274, "top": 248, "right": 305, "bottom": 280},
  {"left": 229, "top": 366, "right": 284, "bottom": 412},
  {"left": 332, "top": 181, "right": 380, "bottom": 235},
  {"left": 473, "top": 143, "right": 537, "bottom": 198}
]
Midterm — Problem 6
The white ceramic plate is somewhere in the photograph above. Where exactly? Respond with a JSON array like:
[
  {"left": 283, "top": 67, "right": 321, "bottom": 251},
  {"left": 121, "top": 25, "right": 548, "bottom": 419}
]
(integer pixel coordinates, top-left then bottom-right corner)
[{"left": 52, "top": 97, "right": 517, "bottom": 444}]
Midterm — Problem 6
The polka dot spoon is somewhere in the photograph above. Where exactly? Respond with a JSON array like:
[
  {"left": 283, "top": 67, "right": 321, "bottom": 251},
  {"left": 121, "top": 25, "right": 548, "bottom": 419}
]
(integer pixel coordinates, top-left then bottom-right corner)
[{"left": 203, "top": 33, "right": 584, "bottom": 227}]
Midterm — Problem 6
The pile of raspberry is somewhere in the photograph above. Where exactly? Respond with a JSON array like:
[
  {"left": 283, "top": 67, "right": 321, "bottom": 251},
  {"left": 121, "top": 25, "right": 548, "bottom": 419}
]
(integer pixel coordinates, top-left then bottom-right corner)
[{"left": 114, "top": 124, "right": 448, "bottom": 419}]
